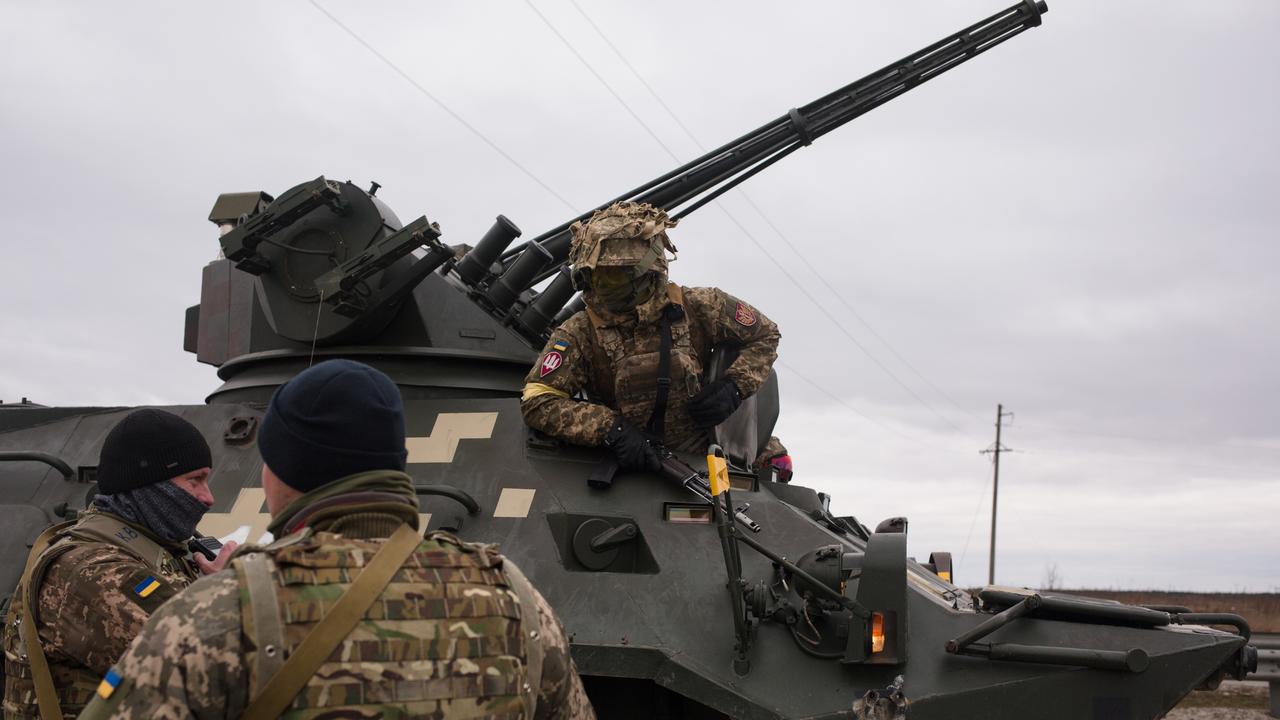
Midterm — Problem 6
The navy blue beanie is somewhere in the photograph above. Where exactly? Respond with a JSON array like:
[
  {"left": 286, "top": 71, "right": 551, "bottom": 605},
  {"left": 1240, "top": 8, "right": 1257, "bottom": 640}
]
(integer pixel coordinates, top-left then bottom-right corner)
[{"left": 259, "top": 360, "right": 408, "bottom": 492}]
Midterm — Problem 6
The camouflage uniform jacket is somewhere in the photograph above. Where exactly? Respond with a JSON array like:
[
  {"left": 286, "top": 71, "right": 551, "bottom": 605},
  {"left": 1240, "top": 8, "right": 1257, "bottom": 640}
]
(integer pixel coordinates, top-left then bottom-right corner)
[
  {"left": 522, "top": 284, "right": 780, "bottom": 448},
  {"left": 78, "top": 474, "right": 594, "bottom": 720},
  {"left": 3, "top": 509, "right": 199, "bottom": 719}
]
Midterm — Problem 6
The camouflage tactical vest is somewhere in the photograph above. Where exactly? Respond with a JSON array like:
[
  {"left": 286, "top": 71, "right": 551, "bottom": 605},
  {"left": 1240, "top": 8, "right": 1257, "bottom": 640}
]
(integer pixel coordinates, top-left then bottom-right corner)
[
  {"left": 588, "top": 284, "right": 705, "bottom": 448},
  {"left": 235, "top": 529, "right": 535, "bottom": 719},
  {"left": 2, "top": 512, "right": 197, "bottom": 719}
]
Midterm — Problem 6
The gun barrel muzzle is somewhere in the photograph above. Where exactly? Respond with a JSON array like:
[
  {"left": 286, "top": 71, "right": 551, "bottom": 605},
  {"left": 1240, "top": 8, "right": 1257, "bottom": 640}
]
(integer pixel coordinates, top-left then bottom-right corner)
[
  {"left": 485, "top": 241, "right": 553, "bottom": 313},
  {"left": 457, "top": 215, "right": 521, "bottom": 287}
]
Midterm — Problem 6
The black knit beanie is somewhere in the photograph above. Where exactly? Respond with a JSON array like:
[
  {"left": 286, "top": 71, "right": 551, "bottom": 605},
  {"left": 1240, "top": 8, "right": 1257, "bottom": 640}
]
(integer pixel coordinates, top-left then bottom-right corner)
[
  {"left": 258, "top": 359, "right": 407, "bottom": 493},
  {"left": 97, "top": 409, "right": 213, "bottom": 495}
]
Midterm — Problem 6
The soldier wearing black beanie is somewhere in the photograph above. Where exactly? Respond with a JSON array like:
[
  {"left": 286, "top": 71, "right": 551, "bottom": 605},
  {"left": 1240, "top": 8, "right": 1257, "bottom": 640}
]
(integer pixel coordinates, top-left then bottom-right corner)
[
  {"left": 96, "top": 409, "right": 213, "bottom": 494},
  {"left": 91, "top": 409, "right": 221, "bottom": 546},
  {"left": 2, "top": 409, "right": 236, "bottom": 720},
  {"left": 258, "top": 359, "right": 408, "bottom": 494}
]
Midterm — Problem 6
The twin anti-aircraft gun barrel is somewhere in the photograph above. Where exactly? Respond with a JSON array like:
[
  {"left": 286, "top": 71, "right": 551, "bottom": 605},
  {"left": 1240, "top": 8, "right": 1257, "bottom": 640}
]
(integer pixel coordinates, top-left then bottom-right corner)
[{"left": 448, "top": 0, "right": 1049, "bottom": 340}]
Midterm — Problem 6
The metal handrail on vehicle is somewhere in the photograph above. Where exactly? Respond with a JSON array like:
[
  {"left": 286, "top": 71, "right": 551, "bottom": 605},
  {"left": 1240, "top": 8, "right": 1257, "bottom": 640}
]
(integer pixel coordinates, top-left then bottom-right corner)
[
  {"left": 0, "top": 451, "right": 74, "bottom": 481},
  {"left": 949, "top": 590, "right": 1258, "bottom": 674},
  {"left": 413, "top": 484, "right": 481, "bottom": 515},
  {"left": 946, "top": 595, "right": 1151, "bottom": 673}
]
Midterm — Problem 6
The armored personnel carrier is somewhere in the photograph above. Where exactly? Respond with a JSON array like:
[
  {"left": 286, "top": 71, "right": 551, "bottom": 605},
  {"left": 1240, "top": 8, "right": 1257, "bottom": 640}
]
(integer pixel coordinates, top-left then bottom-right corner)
[{"left": 0, "top": 2, "right": 1257, "bottom": 717}]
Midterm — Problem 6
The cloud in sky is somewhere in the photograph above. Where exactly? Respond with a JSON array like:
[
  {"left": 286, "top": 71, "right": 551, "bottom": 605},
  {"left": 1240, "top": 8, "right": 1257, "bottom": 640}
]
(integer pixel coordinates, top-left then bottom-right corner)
[{"left": 1, "top": 0, "right": 1277, "bottom": 590}]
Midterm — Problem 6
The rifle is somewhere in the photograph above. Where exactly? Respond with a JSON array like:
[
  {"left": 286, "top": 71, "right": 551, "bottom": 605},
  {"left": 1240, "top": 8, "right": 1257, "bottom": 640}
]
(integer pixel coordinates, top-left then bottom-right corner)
[
  {"left": 656, "top": 448, "right": 762, "bottom": 533},
  {"left": 588, "top": 443, "right": 763, "bottom": 533}
]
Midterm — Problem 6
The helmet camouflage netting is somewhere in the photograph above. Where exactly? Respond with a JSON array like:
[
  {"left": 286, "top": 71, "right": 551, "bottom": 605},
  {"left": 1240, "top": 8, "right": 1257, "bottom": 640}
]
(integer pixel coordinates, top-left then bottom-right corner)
[{"left": 569, "top": 202, "right": 678, "bottom": 275}]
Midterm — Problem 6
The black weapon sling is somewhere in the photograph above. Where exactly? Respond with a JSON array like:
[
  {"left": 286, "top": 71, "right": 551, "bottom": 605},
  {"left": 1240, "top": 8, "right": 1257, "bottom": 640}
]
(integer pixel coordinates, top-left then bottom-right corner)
[{"left": 645, "top": 304, "right": 684, "bottom": 440}]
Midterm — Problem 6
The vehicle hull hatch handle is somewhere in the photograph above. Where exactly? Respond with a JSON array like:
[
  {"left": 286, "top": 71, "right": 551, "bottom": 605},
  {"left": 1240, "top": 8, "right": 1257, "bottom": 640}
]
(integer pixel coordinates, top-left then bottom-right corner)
[{"left": 413, "top": 484, "right": 481, "bottom": 515}]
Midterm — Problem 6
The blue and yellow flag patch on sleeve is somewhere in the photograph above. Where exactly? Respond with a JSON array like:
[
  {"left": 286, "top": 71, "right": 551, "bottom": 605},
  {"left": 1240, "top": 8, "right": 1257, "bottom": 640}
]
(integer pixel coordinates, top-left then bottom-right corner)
[
  {"left": 133, "top": 576, "right": 160, "bottom": 598},
  {"left": 552, "top": 339, "right": 569, "bottom": 353},
  {"left": 97, "top": 669, "right": 122, "bottom": 699}
]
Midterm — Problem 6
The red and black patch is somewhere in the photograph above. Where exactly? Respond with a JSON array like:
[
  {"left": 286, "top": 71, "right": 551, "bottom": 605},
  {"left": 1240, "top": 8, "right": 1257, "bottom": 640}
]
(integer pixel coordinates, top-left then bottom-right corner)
[
  {"left": 734, "top": 302, "right": 757, "bottom": 327},
  {"left": 540, "top": 351, "right": 563, "bottom": 377}
]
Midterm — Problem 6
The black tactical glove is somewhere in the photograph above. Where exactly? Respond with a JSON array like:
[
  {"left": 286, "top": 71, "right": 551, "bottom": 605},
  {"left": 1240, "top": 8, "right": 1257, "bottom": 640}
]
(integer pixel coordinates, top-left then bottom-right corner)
[
  {"left": 604, "top": 416, "right": 661, "bottom": 472},
  {"left": 689, "top": 378, "right": 743, "bottom": 428}
]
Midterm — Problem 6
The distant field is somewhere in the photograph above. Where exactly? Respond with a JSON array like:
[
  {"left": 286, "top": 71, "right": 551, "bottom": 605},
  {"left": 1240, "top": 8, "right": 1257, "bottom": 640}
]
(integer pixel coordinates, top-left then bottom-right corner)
[{"left": 1056, "top": 591, "right": 1280, "bottom": 633}]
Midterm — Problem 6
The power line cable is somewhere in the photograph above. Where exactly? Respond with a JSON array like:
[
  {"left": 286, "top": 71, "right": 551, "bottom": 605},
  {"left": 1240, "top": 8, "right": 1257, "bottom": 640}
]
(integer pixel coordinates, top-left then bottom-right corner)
[
  {"left": 775, "top": 360, "right": 918, "bottom": 444},
  {"left": 307, "top": 0, "right": 578, "bottom": 213},
  {"left": 744, "top": 200, "right": 989, "bottom": 427},
  {"left": 565, "top": 0, "right": 705, "bottom": 146},
  {"left": 1013, "top": 422, "right": 1280, "bottom": 456},
  {"left": 559, "top": 0, "right": 981, "bottom": 436},
  {"left": 717, "top": 196, "right": 972, "bottom": 436},
  {"left": 1015, "top": 446, "right": 1279, "bottom": 477},
  {"left": 956, "top": 469, "right": 991, "bottom": 571},
  {"left": 532, "top": 0, "right": 974, "bottom": 438},
  {"left": 522, "top": 0, "right": 684, "bottom": 162}
]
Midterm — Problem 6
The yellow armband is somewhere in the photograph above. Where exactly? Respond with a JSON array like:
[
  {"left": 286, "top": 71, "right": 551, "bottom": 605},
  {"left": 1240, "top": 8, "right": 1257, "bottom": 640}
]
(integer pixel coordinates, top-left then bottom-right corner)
[{"left": 522, "top": 383, "right": 570, "bottom": 402}]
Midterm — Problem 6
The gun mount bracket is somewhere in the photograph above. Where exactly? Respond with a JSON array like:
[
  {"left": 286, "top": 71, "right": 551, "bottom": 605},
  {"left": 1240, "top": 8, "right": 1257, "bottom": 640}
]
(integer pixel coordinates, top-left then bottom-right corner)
[
  {"left": 223, "top": 416, "right": 258, "bottom": 445},
  {"left": 788, "top": 108, "right": 815, "bottom": 146}
]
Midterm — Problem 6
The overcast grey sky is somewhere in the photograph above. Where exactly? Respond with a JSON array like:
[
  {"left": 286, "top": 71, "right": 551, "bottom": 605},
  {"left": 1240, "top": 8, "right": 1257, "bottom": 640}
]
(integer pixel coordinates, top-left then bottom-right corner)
[{"left": 2, "top": 1, "right": 1277, "bottom": 591}]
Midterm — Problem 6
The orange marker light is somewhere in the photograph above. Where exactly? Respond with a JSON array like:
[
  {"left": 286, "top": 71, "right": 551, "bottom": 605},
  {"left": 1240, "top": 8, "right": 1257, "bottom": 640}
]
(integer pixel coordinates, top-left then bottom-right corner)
[{"left": 871, "top": 612, "right": 886, "bottom": 654}]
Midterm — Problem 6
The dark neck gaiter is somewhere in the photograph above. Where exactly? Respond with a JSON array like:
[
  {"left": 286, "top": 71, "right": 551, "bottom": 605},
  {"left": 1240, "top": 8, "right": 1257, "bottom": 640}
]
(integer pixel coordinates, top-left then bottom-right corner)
[
  {"left": 93, "top": 481, "right": 210, "bottom": 543},
  {"left": 268, "top": 469, "right": 420, "bottom": 539}
]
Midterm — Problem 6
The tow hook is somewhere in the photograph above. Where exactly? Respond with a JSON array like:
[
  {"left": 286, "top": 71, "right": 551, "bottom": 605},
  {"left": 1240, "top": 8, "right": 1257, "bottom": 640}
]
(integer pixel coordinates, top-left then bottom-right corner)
[
  {"left": 1199, "top": 642, "right": 1260, "bottom": 690},
  {"left": 1233, "top": 643, "right": 1259, "bottom": 680},
  {"left": 853, "top": 675, "right": 908, "bottom": 719}
]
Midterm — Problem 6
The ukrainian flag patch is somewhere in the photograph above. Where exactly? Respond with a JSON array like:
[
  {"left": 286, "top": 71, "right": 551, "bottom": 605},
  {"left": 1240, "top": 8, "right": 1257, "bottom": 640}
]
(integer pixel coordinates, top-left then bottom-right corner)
[
  {"left": 97, "top": 669, "right": 122, "bottom": 699},
  {"left": 133, "top": 576, "right": 160, "bottom": 598},
  {"left": 552, "top": 339, "right": 569, "bottom": 352}
]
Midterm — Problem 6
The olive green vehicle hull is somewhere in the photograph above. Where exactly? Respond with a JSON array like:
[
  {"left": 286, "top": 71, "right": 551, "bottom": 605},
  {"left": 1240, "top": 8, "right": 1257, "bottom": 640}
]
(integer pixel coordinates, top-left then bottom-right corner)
[{"left": 0, "top": 366, "right": 1253, "bottom": 720}]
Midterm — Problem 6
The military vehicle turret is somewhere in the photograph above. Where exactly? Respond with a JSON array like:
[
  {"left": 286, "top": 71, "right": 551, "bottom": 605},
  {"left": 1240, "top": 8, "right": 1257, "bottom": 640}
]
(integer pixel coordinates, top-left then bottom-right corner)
[{"left": 0, "top": 2, "right": 1258, "bottom": 717}]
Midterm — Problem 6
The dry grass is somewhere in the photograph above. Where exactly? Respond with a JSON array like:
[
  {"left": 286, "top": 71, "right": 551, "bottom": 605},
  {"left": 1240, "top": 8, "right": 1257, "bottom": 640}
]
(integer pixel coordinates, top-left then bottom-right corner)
[{"left": 1055, "top": 591, "right": 1280, "bottom": 633}]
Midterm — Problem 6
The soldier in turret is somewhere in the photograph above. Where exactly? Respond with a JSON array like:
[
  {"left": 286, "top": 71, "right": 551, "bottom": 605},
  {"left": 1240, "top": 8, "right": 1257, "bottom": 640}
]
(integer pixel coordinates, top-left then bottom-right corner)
[
  {"left": 3, "top": 409, "right": 235, "bottom": 720},
  {"left": 78, "top": 359, "right": 593, "bottom": 720},
  {"left": 521, "top": 202, "right": 781, "bottom": 471}
]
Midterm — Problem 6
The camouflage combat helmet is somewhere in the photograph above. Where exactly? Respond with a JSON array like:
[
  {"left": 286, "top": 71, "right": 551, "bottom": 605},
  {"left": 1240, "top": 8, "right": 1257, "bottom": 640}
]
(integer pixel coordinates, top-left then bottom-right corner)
[{"left": 569, "top": 201, "right": 678, "bottom": 291}]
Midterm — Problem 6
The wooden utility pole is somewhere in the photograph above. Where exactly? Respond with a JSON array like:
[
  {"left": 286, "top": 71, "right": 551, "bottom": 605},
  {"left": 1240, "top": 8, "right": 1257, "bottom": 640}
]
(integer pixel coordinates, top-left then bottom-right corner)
[{"left": 980, "top": 404, "right": 1013, "bottom": 585}]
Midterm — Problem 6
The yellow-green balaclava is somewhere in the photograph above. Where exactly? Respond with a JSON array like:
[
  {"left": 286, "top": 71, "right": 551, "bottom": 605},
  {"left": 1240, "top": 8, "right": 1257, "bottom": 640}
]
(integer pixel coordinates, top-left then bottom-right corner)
[{"left": 569, "top": 202, "right": 678, "bottom": 314}]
